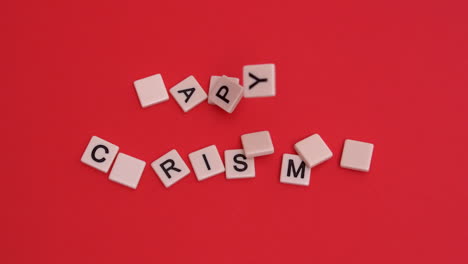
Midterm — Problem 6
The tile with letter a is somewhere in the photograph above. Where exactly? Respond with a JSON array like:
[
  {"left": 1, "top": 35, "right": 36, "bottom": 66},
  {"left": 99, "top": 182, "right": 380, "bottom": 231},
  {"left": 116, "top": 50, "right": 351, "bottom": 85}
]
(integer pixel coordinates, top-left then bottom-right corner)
[
  {"left": 280, "top": 154, "right": 311, "bottom": 186},
  {"left": 340, "top": 139, "right": 374, "bottom": 172},
  {"left": 224, "top": 149, "right": 255, "bottom": 179},
  {"left": 81, "top": 136, "right": 119, "bottom": 173},
  {"left": 208, "top": 76, "right": 244, "bottom": 113},
  {"left": 134, "top": 73, "right": 169, "bottom": 108},
  {"left": 152, "top": 149, "right": 190, "bottom": 188},
  {"left": 243, "top": 64, "right": 275, "bottom": 98},
  {"left": 108, "top": 153, "right": 146, "bottom": 189},
  {"left": 188, "top": 145, "right": 225, "bottom": 181},
  {"left": 170, "top": 75, "right": 207, "bottom": 112}
]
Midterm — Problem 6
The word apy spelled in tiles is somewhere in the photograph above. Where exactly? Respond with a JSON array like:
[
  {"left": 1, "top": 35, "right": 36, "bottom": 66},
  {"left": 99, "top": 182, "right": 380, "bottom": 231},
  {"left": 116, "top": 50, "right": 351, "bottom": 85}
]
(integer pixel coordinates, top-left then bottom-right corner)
[{"left": 133, "top": 64, "right": 276, "bottom": 114}]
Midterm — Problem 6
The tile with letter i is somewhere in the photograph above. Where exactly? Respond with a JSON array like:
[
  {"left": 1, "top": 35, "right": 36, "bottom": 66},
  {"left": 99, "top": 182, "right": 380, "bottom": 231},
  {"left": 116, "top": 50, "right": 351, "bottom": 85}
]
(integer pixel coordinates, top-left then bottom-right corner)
[{"left": 188, "top": 145, "right": 225, "bottom": 181}]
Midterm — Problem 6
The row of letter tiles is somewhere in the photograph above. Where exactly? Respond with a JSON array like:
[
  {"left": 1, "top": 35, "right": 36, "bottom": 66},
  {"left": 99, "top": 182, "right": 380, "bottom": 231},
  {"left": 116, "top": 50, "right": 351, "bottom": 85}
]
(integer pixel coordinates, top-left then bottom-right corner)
[
  {"left": 241, "top": 131, "right": 275, "bottom": 158},
  {"left": 81, "top": 136, "right": 145, "bottom": 189},
  {"left": 81, "top": 135, "right": 374, "bottom": 189},
  {"left": 133, "top": 63, "right": 276, "bottom": 110},
  {"left": 151, "top": 149, "right": 256, "bottom": 187}
]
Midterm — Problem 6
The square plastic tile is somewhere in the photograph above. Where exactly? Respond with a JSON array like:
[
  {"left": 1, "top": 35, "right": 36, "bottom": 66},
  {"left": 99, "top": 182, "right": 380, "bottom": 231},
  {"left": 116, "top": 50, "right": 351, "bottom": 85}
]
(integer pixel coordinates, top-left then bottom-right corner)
[
  {"left": 81, "top": 136, "right": 119, "bottom": 173},
  {"left": 208, "top": 76, "right": 244, "bottom": 113},
  {"left": 243, "top": 64, "right": 275, "bottom": 98},
  {"left": 170, "top": 75, "right": 207, "bottom": 112},
  {"left": 108, "top": 153, "right": 146, "bottom": 189},
  {"left": 208, "top": 75, "right": 239, "bottom": 104},
  {"left": 224, "top": 149, "right": 255, "bottom": 179},
  {"left": 294, "top": 134, "right": 333, "bottom": 168},
  {"left": 152, "top": 149, "right": 190, "bottom": 188},
  {"left": 134, "top": 73, "right": 169, "bottom": 108},
  {"left": 280, "top": 154, "right": 311, "bottom": 186},
  {"left": 340, "top": 139, "right": 374, "bottom": 172},
  {"left": 241, "top": 131, "right": 274, "bottom": 158},
  {"left": 188, "top": 145, "right": 225, "bottom": 181}
]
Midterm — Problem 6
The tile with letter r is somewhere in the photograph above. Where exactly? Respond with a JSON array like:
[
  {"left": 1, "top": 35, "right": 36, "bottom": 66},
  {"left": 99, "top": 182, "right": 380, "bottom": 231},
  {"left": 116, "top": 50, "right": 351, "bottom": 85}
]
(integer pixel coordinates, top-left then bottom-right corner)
[{"left": 152, "top": 149, "right": 190, "bottom": 188}]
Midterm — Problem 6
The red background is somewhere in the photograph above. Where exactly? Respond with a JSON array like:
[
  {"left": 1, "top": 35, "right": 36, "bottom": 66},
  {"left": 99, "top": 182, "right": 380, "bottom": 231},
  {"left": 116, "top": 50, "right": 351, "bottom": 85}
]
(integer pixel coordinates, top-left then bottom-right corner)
[{"left": 2, "top": 0, "right": 468, "bottom": 263}]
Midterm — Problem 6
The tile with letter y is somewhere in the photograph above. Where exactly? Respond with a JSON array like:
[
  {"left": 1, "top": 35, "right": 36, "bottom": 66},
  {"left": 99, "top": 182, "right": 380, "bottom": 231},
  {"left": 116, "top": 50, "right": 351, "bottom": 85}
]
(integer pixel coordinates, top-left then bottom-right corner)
[{"left": 243, "top": 64, "right": 275, "bottom": 98}]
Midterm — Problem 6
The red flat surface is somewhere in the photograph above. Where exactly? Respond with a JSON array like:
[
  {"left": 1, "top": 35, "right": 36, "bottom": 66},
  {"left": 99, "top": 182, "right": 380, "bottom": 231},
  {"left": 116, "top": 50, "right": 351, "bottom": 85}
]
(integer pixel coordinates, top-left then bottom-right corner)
[{"left": 2, "top": 0, "right": 468, "bottom": 263}]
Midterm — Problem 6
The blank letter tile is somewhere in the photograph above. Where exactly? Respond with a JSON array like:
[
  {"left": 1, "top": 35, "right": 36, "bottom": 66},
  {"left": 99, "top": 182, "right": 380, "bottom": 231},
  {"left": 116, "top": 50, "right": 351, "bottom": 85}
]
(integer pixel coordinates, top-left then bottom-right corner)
[
  {"left": 243, "top": 64, "right": 276, "bottom": 98},
  {"left": 294, "top": 134, "right": 333, "bottom": 168},
  {"left": 134, "top": 73, "right": 169, "bottom": 108},
  {"left": 340, "top": 139, "right": 374, "bottom": 172},
  {"left": 208, "top": 76, "right": 244, "bottom": 113},
  {"left": 81, "top": 136, "right": 119, "bottom": 173},
  {"left": 241, "top": 131, "right": 274, "bottom": 158},
  {"left": 170, "top": 75, "right": 207, "bottom": 112},
  {"left": 208, "top": 76, "right": 240, "bottom": 104},
  {"left": 188, "top": 145, "right": 225, "bottom": 181},
  {"left": 224, "top": 149, "right": 255, "bottom": 179},
  {"left": 108, "top": 153, "right": 146, "bottom": 189},
  {"left": 280, "top": 154, "right": 311, "bottom": 186},
  {"left": 152, "top": 149, "right": 190, "bottom": 188}
]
